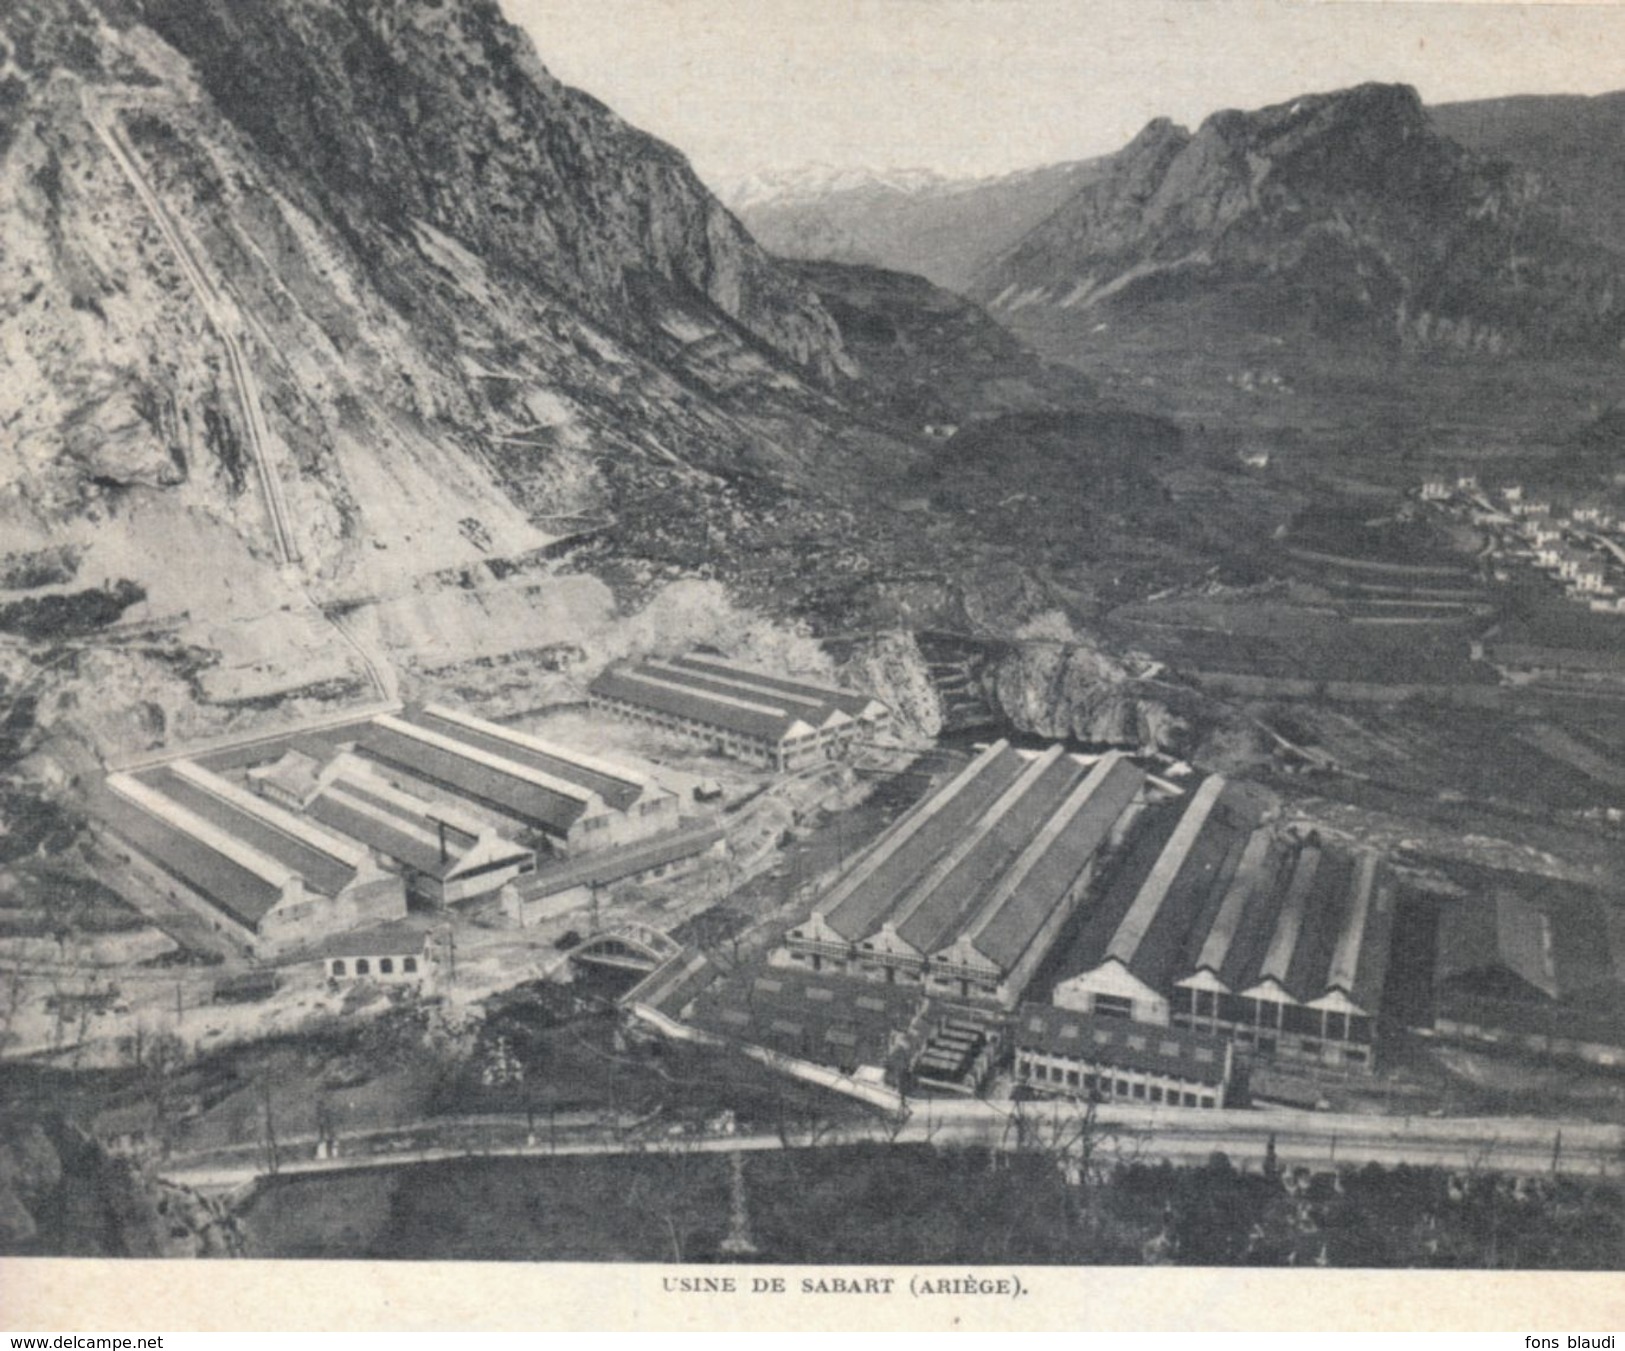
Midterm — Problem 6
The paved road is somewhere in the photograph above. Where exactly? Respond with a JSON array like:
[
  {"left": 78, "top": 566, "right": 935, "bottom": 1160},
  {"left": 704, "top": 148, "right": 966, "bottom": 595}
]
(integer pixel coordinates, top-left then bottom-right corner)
[{"left": 161, "top": 1098, "right": 1625, "bottom": 1195}]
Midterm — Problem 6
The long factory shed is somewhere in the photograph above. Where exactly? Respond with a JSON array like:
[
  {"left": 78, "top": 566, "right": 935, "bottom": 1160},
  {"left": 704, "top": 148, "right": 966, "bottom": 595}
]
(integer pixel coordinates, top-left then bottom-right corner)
[
  {"left": 783, "top": 740, "right": 1147, "bottom": 1007},
  {"left": 353, "top": 704, "right": 677, "bottom": 853},
  {"left": 103, "top": 759, "right": 406, "bottom": 953},
  {"left": 1052, "top": 773, "right": 1393, "bottom": 1073},
  {"left": 589, "top": 653, "right": 889, "bottom": 770}
]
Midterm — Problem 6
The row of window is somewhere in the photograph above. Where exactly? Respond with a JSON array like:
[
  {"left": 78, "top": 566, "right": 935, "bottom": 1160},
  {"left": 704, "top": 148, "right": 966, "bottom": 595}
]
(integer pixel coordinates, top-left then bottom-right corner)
[
  {"left": 329, "top": 955, "right": 419, "bottom": 977},
  {"left": 1031, "top": 1022, "right": 1218, "bottom": 1066},
  {"left": 797, "top": 937, "right": 1001, "bottom": 984},
  {"left": 594, "top": 698, "right": 777, "bottom": 758},
  {"left": 594, "top": 695, "right": 861, "bottom": 769},
  {"left": 1169, "top": 988, "right": 1373, "bottom": 1043},
  {"left": 1019, "top": 1058, "right": 1216, "bottom": 1108},
  {"left": 1167, "top": 1018, "right": 1370, "bottom": 1065}
]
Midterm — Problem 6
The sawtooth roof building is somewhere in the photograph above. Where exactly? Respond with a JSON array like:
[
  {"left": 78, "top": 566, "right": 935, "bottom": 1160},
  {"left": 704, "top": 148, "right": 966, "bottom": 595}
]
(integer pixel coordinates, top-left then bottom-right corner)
[
  {"left": 352, "top": 704, "right": 678, "bottom": 853},
  {"left": 103, "top": 760, "right": 406, "bottom": 954},
  {"left": 588, "top": 653, "right": 890, "bottom": 771},
  {"left": 782, "top": 741, "right": 1147, "bottom": 1007},
  {"left": 1050, "top": 776, "right": 1393, "bottom": 1074}
]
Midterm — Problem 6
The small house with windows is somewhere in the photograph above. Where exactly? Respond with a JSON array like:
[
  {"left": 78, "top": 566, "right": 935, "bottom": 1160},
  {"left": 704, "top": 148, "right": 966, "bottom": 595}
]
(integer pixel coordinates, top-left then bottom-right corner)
[
  {"left": 1575, "top": 560, "right": 1609, "bottom": 594},
  {"left": 320, "top": 924, "right": 432, "bottom": 988}
]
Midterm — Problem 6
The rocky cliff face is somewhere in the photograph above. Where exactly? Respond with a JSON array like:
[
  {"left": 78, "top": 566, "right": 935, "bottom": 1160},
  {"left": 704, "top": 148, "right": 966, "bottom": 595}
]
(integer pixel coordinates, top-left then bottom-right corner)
[
  {"left": 975, "top": 83, "right": 1625, "bottom": 355},
  {"left": 0, "top": 0, "right": 879, "bottom": 753},
  {"left": 979, "top": 634, "right": 1179, "bottom": 750},
  {"left": 0, "top": 1117, "right": 243, "bottom": 1256},
  {"left": 0, "top": 0, "right": 1189, "bottom": 769},
  {"left": 134, "top": 0, "right": 853, "bottom": 382}
]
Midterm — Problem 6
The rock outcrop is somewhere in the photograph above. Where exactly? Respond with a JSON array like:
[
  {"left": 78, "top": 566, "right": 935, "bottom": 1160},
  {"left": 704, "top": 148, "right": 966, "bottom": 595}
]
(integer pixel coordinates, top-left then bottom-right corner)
[
  {"left": 133, "top": 0, "right": 853, "bottom": 384},
  {"left": 980, "top": 641, "right": 1178, "bottom": 749},
  {"left": 974, "top": 83, "right": 1625, "bottom": 354},
  {"left": 0, "top": 1117, "right": 243, "bottom": 1257}
]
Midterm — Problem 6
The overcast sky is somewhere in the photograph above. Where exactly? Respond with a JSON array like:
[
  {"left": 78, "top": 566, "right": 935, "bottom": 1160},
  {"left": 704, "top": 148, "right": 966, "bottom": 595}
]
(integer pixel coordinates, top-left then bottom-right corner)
[{"left": 500, "top": 0, "right": 1625, "bottom": 189}]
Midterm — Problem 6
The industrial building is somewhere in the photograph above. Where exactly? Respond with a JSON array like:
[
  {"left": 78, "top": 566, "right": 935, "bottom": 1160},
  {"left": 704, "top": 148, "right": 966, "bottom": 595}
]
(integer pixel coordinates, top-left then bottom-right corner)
[
  {"left": 665, "top": 653, "right": 891, "bottom": 738},
  {"left": 246, "top": 736, "right": 341, "bottom": 810},
  {"left": 588, "top": 654, "right": 889, "bottom": 770},
  {"left": 783, "top": 741, "right": 1146, "bottom": 1007},
  {"left": 687, "top": 967, "right": 1002, "bottom": 1092},
  {"left": 511, "top": 822, "right": 726, "bottom": 924},
  {"left": 1051, "top": 777, "right": 1392, "bottom": 1074},
  {"left": 353, "top": 704, "right": 678, "bottom": 853},
  {"left": 304, "top": 762, "right": 536, "bottom": 907},
  {"left": 1431, "top": 887, "right": 1625, "bottom": 1067},
  {"left": 1013, "top": 1004, "right": 1233, "bottom": 1109},
  {"left": 104, "top": 760, "right": 406, "bottom": 954}
]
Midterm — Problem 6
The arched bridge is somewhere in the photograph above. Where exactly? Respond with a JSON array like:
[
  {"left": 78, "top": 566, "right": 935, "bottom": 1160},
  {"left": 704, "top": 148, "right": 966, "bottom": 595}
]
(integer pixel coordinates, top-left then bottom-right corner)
[{"left": 568, "top": 923, "right": 682, "bottom": 973}]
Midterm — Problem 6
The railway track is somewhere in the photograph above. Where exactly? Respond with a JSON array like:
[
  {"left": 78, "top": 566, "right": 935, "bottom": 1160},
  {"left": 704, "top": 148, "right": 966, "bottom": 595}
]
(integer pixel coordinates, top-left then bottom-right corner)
[{"left": 86, "top": 97, "right": 396, "bottom": 703}]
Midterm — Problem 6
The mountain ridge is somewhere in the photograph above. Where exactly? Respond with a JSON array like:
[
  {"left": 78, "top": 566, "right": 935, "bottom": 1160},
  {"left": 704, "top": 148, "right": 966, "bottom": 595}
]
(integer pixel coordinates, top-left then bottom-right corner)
[
  {"left": 1, "top": 0, "right": 1178, "bottom": 761},
  {"left": 972, "top": 82, "right": 1625, "bottom": 356},
  {"left": 732, "top": 156, "right": 1108, "bottom": 294}
]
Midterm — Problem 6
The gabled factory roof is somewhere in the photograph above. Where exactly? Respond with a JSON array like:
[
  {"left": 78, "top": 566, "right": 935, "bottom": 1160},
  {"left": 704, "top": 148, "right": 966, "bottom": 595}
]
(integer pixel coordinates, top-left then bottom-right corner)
[
  {"left": 520, "top": 823, "right": 725, "bottom": 900},
  {"left": 589, "top": 666, "right": 818, "bottom": 744},
  {"left": 356, "top": 716, "right": 602, "bottom": 834},
  {"left": 101, "top": 779, "right": 287, "bottom": 927},
  {"left": 306, "top": 770, "right": 524, "bottom": 882},
  {"left": 137, "top": 762, "right": 361, "bottom": 899},
  {"left": 890, "top": 746, "right": 1085, "bottom": 957},
  {"left": 819, "top": 742, "right": 1027, "bottom": 941},
  {"left": 413, "top": 705, "right": 655, "bottom": 813},
  {"left": 1437, "top": 890, "right": 1561, "bottom": 1001},
  {"left": 966, "top": 755, "right": 1146, "bottom": 972},
  {"left": 666, "top": 653, "right": 888, "bottom": 721}
]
